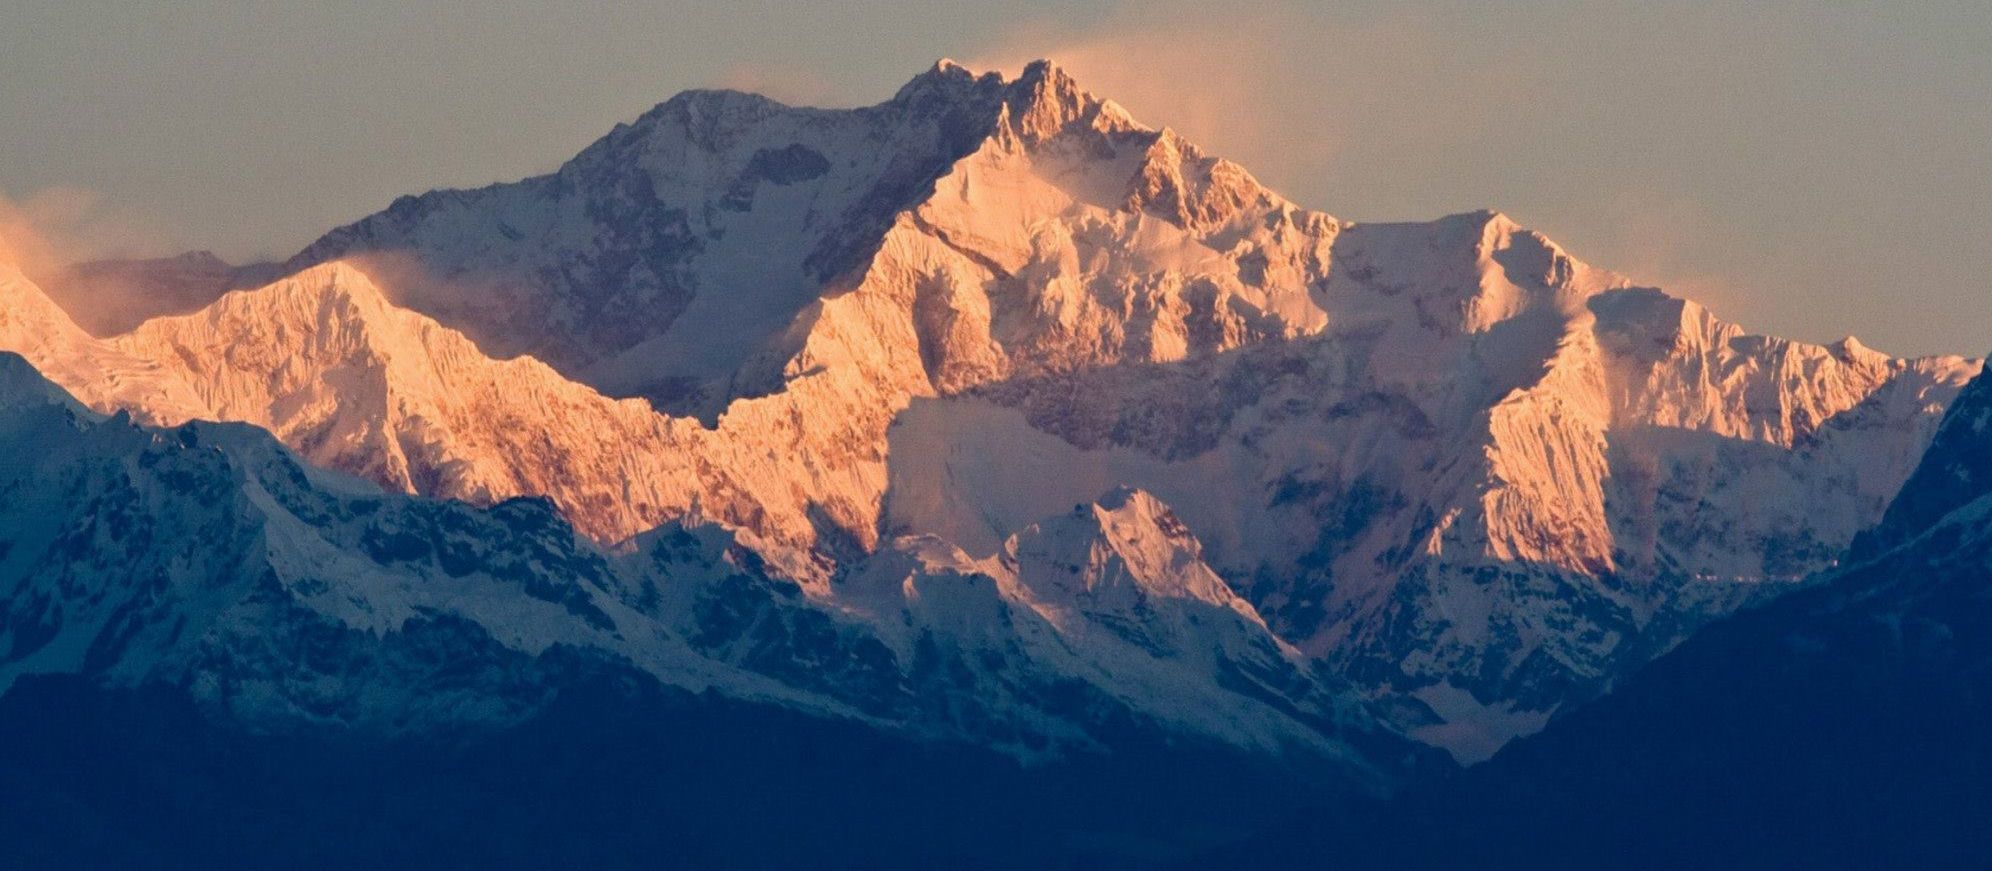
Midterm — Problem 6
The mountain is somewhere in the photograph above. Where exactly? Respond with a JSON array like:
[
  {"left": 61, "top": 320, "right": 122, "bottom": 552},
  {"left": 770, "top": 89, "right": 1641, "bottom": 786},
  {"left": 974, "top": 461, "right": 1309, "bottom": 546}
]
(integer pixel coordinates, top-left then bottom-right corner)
[
  {"left": 4, "top": 60, "right": 1979, "bottom": 762},
  {"left": 54, "top": 251, "right": 282, "bottom": 335},
  {"left": 1206, "top": 362, "right": 1992, "bottom": 869}
]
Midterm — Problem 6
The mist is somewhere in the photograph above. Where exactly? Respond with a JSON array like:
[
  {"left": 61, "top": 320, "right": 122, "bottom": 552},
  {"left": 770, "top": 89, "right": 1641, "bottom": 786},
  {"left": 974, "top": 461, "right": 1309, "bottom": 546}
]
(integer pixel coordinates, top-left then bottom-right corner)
[{"left": 0, "top": 188, "right": 256, "bottom": 336}]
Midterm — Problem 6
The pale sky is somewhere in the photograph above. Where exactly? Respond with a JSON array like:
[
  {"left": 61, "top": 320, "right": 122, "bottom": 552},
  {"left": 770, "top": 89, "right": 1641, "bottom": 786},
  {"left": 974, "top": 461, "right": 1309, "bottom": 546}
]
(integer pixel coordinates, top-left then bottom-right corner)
[{"left": 3, "top": 0, "right": 1988, "bottom": 357}]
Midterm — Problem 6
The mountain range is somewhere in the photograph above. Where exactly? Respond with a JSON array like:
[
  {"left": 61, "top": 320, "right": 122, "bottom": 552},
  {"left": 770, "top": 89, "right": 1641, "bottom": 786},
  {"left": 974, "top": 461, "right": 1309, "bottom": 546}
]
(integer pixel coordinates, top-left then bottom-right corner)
[{"left": 1, "top": 59, "right": 1987, "bottom": 867}]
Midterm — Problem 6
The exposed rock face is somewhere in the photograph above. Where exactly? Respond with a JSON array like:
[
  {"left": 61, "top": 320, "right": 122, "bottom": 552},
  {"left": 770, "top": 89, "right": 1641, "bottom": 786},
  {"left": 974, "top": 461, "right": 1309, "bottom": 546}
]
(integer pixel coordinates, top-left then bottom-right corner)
[{"left": 2, "top": 60, "right": 1977, "bottom": 759}]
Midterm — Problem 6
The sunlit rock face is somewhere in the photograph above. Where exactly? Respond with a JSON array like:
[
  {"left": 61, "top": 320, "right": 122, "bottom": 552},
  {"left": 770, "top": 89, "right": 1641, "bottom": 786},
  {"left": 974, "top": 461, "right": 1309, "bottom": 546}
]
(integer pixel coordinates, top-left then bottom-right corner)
[{"left": 4, "top": 59, "right": 1978, "bottom": 761}]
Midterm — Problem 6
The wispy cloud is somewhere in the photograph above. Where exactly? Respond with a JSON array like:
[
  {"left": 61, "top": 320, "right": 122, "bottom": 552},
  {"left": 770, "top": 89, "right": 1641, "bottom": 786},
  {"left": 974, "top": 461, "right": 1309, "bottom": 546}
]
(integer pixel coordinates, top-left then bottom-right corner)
[
  {"left": 962, "top": 2, "right": 1535, "bottom": 212},
  {"left": 0, "top": 187, "right": 172, "bottom": 274},
  {"left": 0, "top": 187, "right": 186, "bottom": 335}
]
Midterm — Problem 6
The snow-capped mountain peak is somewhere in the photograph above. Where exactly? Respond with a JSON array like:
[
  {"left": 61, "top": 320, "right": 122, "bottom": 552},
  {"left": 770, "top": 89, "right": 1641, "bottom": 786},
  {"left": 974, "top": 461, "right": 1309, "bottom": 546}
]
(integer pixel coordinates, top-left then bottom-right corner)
[
  {"left": 996, "top": 59, "right": 1133, "bottom": 143},
  {"left": 6, "top": 60, "right": 1980, "bottom": 763}
]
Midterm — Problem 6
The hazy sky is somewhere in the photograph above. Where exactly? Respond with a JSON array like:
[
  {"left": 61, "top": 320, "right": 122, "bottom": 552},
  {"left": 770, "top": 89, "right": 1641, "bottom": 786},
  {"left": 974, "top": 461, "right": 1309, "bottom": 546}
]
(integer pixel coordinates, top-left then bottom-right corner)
[{"left": 3, "top": 0, "right": 1988, "bottom": 357}]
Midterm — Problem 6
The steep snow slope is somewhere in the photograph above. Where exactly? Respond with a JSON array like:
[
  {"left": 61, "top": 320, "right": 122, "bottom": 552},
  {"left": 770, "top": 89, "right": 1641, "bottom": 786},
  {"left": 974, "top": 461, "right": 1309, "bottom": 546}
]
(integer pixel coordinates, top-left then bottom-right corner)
[
  {"left": 0, "top": 351, "right": 744, "bottom": 730},
  {"left": 109, "top": 261, "right": 703, "bottom": 544},
  {"left": 836, "top": 487, "right": 1392, "bottom": 758},
  {"left": 2, "top": 258, "right": 931, "bottom": 563}
]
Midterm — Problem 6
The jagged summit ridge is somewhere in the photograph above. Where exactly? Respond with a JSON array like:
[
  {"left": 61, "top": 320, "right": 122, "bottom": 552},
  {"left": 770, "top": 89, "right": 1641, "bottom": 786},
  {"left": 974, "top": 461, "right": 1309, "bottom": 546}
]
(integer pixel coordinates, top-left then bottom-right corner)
[
  {"left": 279, "top": 60, "right": 1061, "bottom": 409},
  {"left": 281, "top": 58, "right": 1302, "bottom": 415}
]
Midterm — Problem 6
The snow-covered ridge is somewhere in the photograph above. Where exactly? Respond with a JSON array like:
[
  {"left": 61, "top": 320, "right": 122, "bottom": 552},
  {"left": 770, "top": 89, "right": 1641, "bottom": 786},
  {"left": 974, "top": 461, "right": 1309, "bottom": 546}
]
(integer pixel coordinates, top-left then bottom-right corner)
[{"left": 3, "top": 258, "right": 932, "bottom": 571}]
